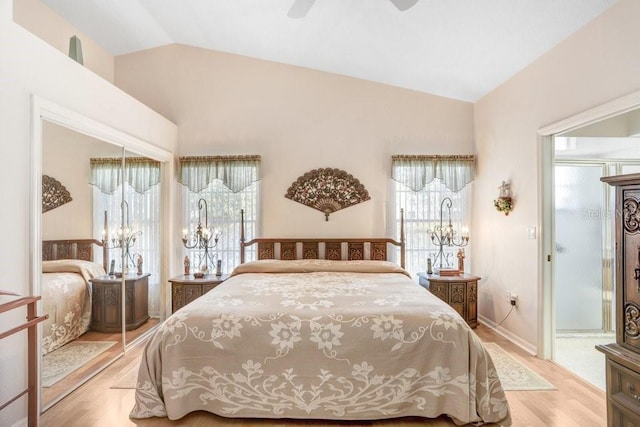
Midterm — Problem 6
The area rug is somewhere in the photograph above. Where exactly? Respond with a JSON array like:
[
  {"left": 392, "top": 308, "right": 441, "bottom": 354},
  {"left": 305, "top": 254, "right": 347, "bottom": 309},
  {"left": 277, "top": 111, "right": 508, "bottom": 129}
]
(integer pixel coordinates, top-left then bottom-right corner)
[
  {"left": 484, "top": 342, "right": 555, "bottom": 391},
  {"left": 42, "top": 341, "right": 117, "bottom": 387}
]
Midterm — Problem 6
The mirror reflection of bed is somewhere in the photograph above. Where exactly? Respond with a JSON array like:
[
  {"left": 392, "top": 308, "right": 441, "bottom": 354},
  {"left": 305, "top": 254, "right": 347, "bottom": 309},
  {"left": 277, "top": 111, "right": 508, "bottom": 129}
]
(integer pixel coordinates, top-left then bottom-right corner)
[{"left": 40, "top": 121, "right": 161, "bottom": 409}]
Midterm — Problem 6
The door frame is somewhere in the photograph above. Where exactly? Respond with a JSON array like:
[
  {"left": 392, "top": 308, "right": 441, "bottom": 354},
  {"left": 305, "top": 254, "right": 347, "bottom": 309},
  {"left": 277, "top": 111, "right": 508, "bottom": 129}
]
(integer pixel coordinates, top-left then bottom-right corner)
[{"left": 537, "top": 89, "right": 640, "bottom": 359}]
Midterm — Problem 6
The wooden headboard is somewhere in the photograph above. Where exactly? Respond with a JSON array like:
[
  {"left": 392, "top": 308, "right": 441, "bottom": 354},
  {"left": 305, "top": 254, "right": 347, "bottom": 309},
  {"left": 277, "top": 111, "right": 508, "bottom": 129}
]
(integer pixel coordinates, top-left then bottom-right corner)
[
  {"left": 239, "top": 210, "right": 405, "bottom": 268},
  {"left": 42, "top": 239, "right": 108, "bottom": 271}
]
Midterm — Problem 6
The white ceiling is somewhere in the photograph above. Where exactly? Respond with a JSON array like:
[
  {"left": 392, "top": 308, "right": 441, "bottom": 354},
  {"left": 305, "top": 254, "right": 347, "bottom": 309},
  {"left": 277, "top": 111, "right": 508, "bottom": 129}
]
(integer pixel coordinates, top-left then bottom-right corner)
[{"left": 41, "top": 0, "right": 619, "bottom": 102}]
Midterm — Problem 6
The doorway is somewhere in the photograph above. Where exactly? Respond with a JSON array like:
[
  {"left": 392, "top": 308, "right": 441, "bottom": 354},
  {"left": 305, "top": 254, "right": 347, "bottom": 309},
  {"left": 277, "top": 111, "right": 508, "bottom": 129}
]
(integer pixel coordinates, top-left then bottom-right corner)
[{"left": 551, "top": 137, "right": 640, "bottom": 390}]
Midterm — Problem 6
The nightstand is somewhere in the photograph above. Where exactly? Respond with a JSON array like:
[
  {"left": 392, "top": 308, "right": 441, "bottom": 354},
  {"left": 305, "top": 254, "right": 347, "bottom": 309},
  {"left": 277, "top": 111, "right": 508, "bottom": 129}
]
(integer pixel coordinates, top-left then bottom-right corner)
[
  {"left": 170, "top": 274, "right": 230, "bottom": 313},
  {"left": 417, "top": 272, "right": 479, "bottom": 328},
  {"left": 90, "top": 273, "right": 150, "bottom": 332}
]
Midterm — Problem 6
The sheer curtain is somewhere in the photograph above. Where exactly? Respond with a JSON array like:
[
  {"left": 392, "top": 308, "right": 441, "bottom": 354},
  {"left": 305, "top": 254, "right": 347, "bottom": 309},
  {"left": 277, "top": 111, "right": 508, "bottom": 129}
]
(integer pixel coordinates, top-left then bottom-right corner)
[
  {"left": 391, "top": 155, "right": 475, "bottom": 277},
  {"left": 179, "top": 156, "right": 261, "bottom": 275},
  {"left": 91, "top": 157, "right": 162, "bottom": 317}
]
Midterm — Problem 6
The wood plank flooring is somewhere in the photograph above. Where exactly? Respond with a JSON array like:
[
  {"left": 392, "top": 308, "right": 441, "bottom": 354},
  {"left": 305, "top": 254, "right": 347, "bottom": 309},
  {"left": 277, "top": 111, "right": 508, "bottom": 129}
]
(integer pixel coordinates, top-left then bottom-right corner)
[
  {"left": 39, "top": 325, "right": 607, "bottom": 427},
  {"left": 42, "top": 318, "right": 159, "bottom": 409}
]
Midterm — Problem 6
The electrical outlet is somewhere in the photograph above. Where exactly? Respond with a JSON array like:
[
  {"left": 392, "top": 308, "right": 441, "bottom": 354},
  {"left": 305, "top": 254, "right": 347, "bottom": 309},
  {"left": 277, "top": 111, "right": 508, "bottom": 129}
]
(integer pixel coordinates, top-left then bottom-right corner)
[{"left": 509, "top": 294, "right": 518, "bottom": 307}]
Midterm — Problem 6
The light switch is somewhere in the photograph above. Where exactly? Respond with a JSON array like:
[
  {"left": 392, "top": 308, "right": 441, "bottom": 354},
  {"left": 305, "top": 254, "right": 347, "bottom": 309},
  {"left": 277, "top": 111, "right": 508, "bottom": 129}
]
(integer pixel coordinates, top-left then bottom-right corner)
[{"left": 527, "top": 226, "right": 537, "bottom": 239}]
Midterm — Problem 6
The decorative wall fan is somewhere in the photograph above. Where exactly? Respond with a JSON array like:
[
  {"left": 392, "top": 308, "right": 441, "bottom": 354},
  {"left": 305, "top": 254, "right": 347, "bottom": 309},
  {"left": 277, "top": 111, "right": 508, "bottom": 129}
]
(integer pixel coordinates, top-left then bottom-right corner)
[
  {"left": 285, "top": 168, "right": 370, "bottom": 221},
  {"left": 42, "top": 175, "right": 72, "bottom": 213},
  {"left": 288, "top": 0, "right": 419, "bottom": 18}
]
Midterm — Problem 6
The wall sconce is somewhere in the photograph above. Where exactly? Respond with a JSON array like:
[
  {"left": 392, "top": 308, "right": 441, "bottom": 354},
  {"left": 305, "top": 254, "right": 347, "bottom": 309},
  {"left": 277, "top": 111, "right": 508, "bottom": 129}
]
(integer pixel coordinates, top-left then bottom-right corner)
[
  {"left": 429, "top": 197, "right": 469, "bottom": 271},
  {"left": 182, "top": 198, "right": 219, "bottom": 274},
  {"left": 102, "top": 201, "right": 141, "bottom": 272},
  {"left": 494, "top": 180, "right": 514, "bottom": 216}
]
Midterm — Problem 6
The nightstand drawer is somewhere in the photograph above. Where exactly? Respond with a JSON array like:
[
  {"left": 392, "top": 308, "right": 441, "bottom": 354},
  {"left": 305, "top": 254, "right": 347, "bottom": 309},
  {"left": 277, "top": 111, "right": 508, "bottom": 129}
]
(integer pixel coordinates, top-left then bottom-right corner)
[
  {"left": 170, "top": 274, "right": 229, "bottom": 313},
  {"left": 90, "top": 273, "right": 150, "bottom": 332},
  {"left": 416, "top": 272, "right": 479, "bottom": 328},
  {"left": 202, "top": 283, "right": 218, "bottom": 294}
]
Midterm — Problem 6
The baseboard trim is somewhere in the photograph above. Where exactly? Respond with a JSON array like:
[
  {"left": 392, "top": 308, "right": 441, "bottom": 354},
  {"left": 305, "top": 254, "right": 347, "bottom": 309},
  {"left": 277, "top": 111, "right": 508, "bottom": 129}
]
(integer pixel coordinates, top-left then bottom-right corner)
[{"left": 479, "top": 315, "right": 538, "bottom": 356}]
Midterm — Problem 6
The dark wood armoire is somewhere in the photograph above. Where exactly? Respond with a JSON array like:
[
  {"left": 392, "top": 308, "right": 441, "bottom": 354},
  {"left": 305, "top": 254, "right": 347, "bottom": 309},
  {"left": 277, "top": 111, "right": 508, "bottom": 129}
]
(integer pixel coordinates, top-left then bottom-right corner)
[{"left": 599, "top": 173, "right": 640, "bottom": 425}]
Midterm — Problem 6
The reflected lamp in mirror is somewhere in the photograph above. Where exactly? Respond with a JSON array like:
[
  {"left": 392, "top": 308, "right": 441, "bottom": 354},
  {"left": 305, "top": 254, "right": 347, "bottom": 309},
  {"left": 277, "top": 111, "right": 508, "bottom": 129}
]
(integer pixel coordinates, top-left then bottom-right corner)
[
  {"left": 428, "top": 197, "right": 469, "bottom": 272},
  {"left": 182, "top": 198, "right": 220, "bottom": 274},
  {"left": 102, "top": 201, "right": 141, "bottom": 272},
  {"left": 494, "top": 180, "right": 514, "bottom": 216}
]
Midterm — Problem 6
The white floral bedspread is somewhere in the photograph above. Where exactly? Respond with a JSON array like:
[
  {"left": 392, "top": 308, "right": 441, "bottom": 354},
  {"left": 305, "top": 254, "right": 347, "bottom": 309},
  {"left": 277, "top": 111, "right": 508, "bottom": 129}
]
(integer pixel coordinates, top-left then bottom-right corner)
[
  {"left": 41, "top": 259, "right": 105, "bottom": 354},
  {"left": 131, "top": 260, "right": 511, "bottom": 425}
]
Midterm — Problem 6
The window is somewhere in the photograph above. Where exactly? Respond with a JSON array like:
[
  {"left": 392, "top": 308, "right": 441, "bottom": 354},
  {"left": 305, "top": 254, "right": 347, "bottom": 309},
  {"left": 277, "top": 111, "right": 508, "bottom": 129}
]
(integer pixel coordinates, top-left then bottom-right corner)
[
  {"left": 391, "top": 155, "right": 474, "bottom": 277},
  {"left": 91, "top": 157, "right": 162, "bottom": 317},
  {"left": 178, "top": 156, "right": 260, "bottom": 275}
]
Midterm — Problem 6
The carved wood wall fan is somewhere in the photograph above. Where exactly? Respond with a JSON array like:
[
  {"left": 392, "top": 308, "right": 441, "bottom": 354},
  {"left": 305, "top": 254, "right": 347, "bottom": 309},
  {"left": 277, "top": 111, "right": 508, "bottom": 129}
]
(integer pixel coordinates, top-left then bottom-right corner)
[
  {"left": 42, "top": 175, "right": 72, "bottom": 213},
  {"left": 288, "top": 0, "right": 419, "bottom": 18},
  {"left": 285, "top": 168, "right": 370, "bottom": 221}
]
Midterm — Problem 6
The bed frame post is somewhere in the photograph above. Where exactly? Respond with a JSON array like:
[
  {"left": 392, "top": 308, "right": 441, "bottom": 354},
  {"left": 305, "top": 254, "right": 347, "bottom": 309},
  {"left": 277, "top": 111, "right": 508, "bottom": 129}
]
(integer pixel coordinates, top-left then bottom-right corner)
[
  {"left": 400, "top": 208, "right": 405, "bottom": 269},
  {"left": 240, "top": 209, "right": 245, "bottom": 264},
  {"left": 102, "top": 211, "right": 109, "bottom": 270}
]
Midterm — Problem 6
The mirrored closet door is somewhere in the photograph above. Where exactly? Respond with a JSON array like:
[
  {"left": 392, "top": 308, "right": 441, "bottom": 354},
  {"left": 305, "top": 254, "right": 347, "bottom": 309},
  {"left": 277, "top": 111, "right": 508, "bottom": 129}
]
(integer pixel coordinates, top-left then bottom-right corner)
[
  {"left": 33, "top": 99, "right": 173, "bottom": 414},
  {"left": 40, "top": 120, "right": 126, "bottom": 410}
]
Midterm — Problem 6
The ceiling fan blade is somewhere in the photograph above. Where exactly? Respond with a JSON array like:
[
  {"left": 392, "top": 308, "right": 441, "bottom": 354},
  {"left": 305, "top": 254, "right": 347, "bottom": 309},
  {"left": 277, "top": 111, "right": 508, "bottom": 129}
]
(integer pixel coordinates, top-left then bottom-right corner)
[
  {"left": 389, "top": 0, "right": 419, "bottom": 11},
  {"left": 287, "top": 0, "right": 316, "bottom": 18}
]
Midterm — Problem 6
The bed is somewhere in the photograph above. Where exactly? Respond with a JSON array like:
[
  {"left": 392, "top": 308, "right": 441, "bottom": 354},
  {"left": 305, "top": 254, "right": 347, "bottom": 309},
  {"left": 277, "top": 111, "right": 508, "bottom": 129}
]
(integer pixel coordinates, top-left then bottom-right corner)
[
  {"left": 41, "top": 239, "right": 107, "bottom": 354},
  {"left": 130, "top": 216, "right": 511, "bottom": 425}
]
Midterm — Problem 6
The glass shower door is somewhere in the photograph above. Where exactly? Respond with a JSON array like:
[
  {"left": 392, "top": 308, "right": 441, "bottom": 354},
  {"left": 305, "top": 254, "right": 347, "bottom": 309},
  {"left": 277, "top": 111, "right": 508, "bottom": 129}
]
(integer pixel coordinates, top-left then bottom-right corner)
[{"left": 554, "top": 163, "right": 606, "bottom": 331}]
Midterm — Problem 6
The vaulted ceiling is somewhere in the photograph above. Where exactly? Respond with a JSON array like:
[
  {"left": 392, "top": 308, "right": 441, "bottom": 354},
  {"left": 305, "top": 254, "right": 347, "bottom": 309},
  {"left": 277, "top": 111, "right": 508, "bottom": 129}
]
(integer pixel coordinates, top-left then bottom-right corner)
[{"left": 41, "top": 0, "right": 619, "bottom": 102}]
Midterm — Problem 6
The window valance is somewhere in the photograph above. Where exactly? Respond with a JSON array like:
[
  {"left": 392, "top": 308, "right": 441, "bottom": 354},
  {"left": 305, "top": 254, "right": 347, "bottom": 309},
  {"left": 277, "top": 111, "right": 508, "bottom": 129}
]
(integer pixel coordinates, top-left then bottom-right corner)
[
  {"left": 178, "top": 155, "right": 261, "bottom": 193},
  {"left": 90, "top": 157, "right": 161, "bottom": 195},
  {"left": 391, "top": 155, "right": 476, "bottom": 192}
]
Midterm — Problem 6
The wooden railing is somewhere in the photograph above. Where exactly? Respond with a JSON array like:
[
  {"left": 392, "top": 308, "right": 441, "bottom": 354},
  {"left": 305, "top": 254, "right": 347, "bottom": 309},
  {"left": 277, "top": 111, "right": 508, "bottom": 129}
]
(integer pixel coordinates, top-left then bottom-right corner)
[{"left": 0, "top": 294, "right": 48, "bottom": 427}]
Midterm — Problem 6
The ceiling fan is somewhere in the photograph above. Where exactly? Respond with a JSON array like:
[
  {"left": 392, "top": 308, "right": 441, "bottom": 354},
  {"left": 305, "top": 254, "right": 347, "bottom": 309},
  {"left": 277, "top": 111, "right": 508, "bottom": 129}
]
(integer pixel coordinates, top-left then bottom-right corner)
[{"left": 287, "top": 0, "right": 420, "bottom": 18}]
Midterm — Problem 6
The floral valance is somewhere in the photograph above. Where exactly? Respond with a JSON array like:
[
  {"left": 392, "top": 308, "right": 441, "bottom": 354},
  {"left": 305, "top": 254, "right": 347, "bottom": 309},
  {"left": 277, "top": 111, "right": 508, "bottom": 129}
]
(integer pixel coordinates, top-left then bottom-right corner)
[
  {"left": 90, "top": 157, "right": 161, "bottom": 195},
  {"left": 178, "top": 155, "right": 261, "bottom": 193},
  {"left": 391, "top": 155, "right": 476, "bottom": 192}
]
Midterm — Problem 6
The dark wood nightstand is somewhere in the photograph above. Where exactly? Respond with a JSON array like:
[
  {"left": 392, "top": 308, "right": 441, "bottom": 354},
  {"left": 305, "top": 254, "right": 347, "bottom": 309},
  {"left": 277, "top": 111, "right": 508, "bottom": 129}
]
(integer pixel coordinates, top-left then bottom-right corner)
[
  {"left": 170, "top": 274, "right": 230, "bottom": 313},
  {"left": 90, "top": 273, "right": 150, "bottom": 332},
  {"left": 417, "top": 272, "right": 479, "bottom": 328}
]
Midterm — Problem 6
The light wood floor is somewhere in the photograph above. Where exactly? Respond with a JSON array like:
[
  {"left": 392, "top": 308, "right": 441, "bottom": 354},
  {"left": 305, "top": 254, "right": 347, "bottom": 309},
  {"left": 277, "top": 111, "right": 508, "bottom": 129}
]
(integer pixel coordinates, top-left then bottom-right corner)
[
  {"left": 39, "top": 325, "right": 607, "bottom": 427},
  {"left": 42, "top": 318, "right": 160, "bottom": 409}
]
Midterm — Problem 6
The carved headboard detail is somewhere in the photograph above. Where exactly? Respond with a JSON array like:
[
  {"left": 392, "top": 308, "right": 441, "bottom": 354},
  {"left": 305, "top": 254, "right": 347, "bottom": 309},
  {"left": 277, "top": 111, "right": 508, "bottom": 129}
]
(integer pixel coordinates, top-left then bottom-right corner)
[
  {"left": 42, "top": 239, "right": 107, "bottom": 271},
  {"left": 239, "top": 209, "right": 405, "bottom": 268}
]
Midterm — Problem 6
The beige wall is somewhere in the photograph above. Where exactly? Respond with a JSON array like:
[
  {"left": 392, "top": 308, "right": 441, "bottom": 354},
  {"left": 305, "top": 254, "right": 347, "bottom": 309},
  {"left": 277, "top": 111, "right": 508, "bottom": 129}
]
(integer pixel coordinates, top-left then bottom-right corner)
[
  {"left": 42, "top": 121, "right": 123, "bottom": 240},
  {"left": 13, "top": 0, "right": 114, "bottom": 82},
  {"left": 0, "top": 0, "right": 176, "bottom": 424},
  {"left": 115, "top": 44, "right": 475, "bottom": 237},
  {"left": 473, "top": 0, "right": 640, "bottom": 352}
]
